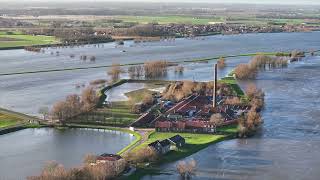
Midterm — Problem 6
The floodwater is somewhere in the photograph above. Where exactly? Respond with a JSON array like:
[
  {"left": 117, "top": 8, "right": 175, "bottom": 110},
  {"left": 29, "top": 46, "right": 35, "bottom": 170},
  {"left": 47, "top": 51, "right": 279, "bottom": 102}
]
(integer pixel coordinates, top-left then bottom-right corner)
[
  {"left": 1, "top": 31, "right": 320, "bottom": 116},
  {"left": 141, "top": 57, "right": 320, "bottom": 180},
  {"left": 1, "top": 31, "right": 320, "bottom": 180},
  {"left": 0, "top": 128, "right": 135, "bottom": 180}
]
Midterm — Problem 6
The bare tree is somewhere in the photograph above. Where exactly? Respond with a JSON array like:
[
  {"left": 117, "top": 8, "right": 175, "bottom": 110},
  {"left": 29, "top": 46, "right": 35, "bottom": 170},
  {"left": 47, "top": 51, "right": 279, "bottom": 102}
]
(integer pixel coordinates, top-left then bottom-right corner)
[
  {"left": 234, "top": 64, "right": 256, "bottom": 79},
  {"left": 51, "top": 101, "right": 70, "bottom": 125},
  {"left": 83, "top": 154, "right": 97, "bottom": 164},
  {"left": 217, "top": 57, "right": 226, "bottom": 69},
  {"left": 107, "top": 63, "right": 122, "bottom": 82},
  {"left": 81, "top": 87, "right": 99, "bottom": 112},
  {"left": 210, "top": 113, "right": 224, "bottom": 131},
  {"left": 176, "top": 159, "right": 197, "bottom": 179},
  {"left": 125, "top": 147, "right": 158, "bottom": 163},
  {"left": 66, "top": 94, "right": 82, "bottom": 115}
]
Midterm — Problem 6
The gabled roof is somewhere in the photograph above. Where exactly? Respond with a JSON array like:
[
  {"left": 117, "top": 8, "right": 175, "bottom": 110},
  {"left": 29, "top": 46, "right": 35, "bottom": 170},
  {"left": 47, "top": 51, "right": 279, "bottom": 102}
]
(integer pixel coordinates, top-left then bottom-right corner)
[
  {"left": 159, "top": 139, "right": 171, "bottom": 147},
  {"left": 148, "top": 140, "right": 160, "bottom": 148},
  {"left": 98, "top": 154, "right": 122, "bottom": 161},
  {"left": 169, "top": 135, "right": 185, "bottom": 144}
]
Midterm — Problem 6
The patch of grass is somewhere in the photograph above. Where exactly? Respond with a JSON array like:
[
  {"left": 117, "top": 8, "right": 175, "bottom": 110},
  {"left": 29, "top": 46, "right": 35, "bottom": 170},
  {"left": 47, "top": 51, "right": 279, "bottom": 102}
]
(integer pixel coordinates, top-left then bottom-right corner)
[
  {"left": 217, "top": 124, "right": 238, "bottom": 134},
  {"left": 0, "top": 113, "right": 23, "bottom": 128},
  {"left": 125, "top": 89, "right": 155, "bottom": 103},
  {"left": 0, "top": 32, "right": 59, "bottom": 48},
  {"left": 219, "top": 76, "right": 245, "bottom": 97},
  {"left": 133, "top": 131, "right": 229, "bottom": 152}
]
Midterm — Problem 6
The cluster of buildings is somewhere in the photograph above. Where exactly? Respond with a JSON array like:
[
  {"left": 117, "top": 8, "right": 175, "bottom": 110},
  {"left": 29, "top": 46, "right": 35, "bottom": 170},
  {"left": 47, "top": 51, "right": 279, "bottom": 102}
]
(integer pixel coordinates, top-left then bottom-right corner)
[
  {"left": 154, "top": 94, "right": 248, "bottom": 133},
  {"left": 148, "top": 135, "right": 186, "bottom": 155},
  {"left": 154, "top": 23, "right": 289, "bottom": 37}
]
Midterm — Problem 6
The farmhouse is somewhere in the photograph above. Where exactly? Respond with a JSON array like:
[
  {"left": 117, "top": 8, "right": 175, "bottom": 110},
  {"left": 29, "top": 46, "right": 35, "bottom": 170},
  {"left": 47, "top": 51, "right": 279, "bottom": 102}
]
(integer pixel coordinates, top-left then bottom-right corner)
[
  {"left": 148, "top": 135, "right": 186, "bottom": 154},
  {"left": 168, "top": 135, "right": 185, "bottom": 149},
  {"left": 93, "top": 154, "right": 127, "bottom": 174}
]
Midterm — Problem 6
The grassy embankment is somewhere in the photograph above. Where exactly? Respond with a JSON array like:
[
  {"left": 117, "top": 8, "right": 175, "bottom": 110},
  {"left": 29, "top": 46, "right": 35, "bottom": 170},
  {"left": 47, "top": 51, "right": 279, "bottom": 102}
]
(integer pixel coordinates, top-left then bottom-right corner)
[
  {"left": 0, "top": 113, "right": 24, "bottom": 128},
  {"left": 0, "top": 31, "right": 59, "bottom": 49}
]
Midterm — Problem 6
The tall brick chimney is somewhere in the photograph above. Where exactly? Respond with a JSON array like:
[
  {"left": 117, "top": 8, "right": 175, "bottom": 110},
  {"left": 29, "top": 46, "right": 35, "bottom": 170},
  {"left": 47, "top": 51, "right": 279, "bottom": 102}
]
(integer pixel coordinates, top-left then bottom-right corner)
[{"left": 213, "top": 63, "right": 217, "bottom": 108}]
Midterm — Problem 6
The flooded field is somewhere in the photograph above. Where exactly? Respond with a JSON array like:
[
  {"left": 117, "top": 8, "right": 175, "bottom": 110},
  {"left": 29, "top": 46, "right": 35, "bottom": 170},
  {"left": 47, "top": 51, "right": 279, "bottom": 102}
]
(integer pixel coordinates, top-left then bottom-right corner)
[
  {"left": 0, "top": 31, "right": 320, "bottom": 180},
  {"left": 1, "top": 32, "right": 320, "bottom": 116}
]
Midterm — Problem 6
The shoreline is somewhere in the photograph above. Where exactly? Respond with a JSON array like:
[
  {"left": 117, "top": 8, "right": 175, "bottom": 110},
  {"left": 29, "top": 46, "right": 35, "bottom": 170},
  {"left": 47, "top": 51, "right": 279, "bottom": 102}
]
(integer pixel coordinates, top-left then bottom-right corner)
[{"left": 0, "top": 30, "right": 317, "bottom": 51}]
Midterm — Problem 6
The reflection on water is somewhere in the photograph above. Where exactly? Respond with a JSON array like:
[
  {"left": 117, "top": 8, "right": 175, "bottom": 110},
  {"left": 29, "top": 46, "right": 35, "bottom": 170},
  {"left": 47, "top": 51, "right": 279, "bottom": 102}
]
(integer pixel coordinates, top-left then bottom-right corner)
[
  {"left": 0, "top": 128, "right": 135, "bottom": 180},
  {"left": 141, "top": 57, "right": 320, "bottom": 180}
]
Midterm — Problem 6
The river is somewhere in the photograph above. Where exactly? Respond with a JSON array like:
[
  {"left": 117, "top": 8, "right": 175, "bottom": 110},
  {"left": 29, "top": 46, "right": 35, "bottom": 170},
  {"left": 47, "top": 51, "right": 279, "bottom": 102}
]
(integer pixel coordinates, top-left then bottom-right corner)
[
  {"left": 141, "top": 56, "right": 320, "bottom": 180},
  {"left": 1, "top": 32, "right": 320, "bottom": 180},
  {"left": 1, "top": 31, "right": 320, "bottom": 116},
  {"left": 0, "top": 128, "right": 135, "bottom": 179}
]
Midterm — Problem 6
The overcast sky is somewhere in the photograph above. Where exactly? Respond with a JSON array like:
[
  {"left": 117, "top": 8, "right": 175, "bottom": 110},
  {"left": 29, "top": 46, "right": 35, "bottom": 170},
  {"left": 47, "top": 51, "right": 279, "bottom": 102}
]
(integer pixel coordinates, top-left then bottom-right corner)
[{"left": 1, "top": 0, "right": 319, "bottom": 5}]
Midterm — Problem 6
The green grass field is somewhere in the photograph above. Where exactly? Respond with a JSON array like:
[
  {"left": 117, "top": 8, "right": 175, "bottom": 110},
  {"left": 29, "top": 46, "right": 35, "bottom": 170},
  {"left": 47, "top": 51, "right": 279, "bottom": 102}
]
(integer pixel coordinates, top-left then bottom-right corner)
[
  {"left": 125, "top": 88, "right": 155, "bottom": 103},
  {"left": 0, "top": 113, "right": 23, "bottom": 128},
  {"left": 0, "top": 31, "right": 59, "bottom": 48},
  {"left": 219, "top": 76, "right": 245, "bottom": 97}
]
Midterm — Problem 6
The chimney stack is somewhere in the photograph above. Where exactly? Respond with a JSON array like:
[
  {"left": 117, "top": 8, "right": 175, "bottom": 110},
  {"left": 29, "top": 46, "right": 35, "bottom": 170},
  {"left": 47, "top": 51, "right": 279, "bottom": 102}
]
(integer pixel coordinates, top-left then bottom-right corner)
[{"left": 213, "top": 64, "right": 217, "bottom": 108}]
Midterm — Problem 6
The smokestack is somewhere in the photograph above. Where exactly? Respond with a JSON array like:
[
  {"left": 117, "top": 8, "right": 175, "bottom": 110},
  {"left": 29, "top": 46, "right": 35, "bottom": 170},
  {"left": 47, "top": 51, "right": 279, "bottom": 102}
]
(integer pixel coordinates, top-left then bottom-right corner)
[{"left": 213, "top": 64, "right": 217, "bottom": 108}]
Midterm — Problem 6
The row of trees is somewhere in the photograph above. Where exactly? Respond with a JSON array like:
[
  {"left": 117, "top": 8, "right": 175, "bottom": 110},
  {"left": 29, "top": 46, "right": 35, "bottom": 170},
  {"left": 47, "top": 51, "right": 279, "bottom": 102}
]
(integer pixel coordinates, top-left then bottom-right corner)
[
  {"left": 51, "top": 87, "right": 99, "bottom": 124},
  {"left": 162, "top": 81, "right": 234, "bottom": 102},
  {"left": 238, "top": 84, "right": 265, "bottom": 137},
  {"left": 28, "top": 154, "right": 126, "bottom": 180},
  {"left": 107, "top": 61, "right": 170, "bottom": 82},
  {"left": 144, "top": 60, "right": 169, "bottom": 78},
  {"left": 234, "top": 54, "right": 289, "bottom": 79}
]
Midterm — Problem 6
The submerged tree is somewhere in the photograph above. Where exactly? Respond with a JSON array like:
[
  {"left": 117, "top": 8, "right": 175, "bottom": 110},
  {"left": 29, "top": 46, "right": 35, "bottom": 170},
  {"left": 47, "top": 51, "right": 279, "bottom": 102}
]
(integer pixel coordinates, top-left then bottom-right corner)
[
  {"left": 217, "top": 57, "right": 226, "bottom": 69},
  {"left": 107, "top": 63, "right": 122, "bottom": 82},
  {"left": 176, "top": 159, "right": 197, "bottom": 179}
]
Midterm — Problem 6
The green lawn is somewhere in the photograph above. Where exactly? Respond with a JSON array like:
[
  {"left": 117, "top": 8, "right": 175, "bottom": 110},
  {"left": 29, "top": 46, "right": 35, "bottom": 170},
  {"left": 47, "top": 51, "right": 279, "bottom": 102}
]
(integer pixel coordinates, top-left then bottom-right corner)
[
  {"left": 125, "top": 89, "right": 155, "bottom": 103},
  {"left": 0, "top": 31, "right": 59, "bottom": 48},
  {"left": 219, "top": 76, "right": 245, "bottom": 97},
  {"left": 0, "top": 113, "right": 23, "bottom": 128},
  {"left": 114, "top": 15, "right": 224, "bottom": 25},
  {"left": 132, "top": 124, "right": 238, "bottom": 154}
]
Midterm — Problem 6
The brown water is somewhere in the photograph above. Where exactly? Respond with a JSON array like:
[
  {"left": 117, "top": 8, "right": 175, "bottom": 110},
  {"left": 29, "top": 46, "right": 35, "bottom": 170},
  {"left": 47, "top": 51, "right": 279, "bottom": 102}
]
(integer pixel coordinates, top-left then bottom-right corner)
[{"left": 141, "top": 56, "right": 320, "bottom": 180}]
